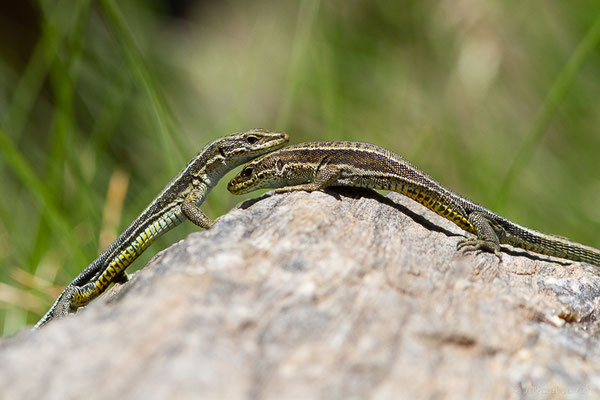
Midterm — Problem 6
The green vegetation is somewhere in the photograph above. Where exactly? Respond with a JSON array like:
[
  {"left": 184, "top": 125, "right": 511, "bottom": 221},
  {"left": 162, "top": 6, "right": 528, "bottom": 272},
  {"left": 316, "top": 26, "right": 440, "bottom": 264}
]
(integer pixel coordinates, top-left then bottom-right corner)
[{"left": 1, "top": 1, "right": 600, "bottom": 335}]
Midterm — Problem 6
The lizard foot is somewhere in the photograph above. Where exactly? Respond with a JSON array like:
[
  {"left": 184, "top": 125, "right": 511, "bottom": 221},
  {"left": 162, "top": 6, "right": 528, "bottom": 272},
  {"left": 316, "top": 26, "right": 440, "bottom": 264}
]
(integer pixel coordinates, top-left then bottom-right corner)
[{"left": 457, "top": 238, "right": 502, "bottom": 261}]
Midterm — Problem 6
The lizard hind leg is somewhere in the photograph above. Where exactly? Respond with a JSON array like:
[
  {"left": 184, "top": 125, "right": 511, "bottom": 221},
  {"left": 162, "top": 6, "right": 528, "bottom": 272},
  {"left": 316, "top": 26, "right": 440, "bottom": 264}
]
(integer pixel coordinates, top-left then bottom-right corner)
[
  {"left": 457, "top": 211, "right": 503, "bottom": 260},
  {"left": 113, "top": 271, "right": 129, "bottom": 284}
]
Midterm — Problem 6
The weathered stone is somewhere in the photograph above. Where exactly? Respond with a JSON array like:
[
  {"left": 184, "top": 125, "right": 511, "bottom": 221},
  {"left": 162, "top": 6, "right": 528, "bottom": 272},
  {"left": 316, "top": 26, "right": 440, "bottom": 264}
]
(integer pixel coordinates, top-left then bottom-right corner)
[{"left": 2, "top": 189, "right": 600, "bottom": 399}]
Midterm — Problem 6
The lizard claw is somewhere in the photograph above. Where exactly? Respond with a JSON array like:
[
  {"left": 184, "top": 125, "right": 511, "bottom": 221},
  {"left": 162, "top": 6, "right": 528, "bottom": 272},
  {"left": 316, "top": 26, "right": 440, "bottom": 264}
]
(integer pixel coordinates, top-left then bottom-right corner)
[{"left": 457, "top": 238, "right": 502, "bottom": 261}]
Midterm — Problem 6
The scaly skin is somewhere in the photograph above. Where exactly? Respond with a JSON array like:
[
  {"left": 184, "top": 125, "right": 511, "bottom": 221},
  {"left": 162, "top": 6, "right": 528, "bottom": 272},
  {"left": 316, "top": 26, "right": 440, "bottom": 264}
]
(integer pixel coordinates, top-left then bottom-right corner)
[
  {"left": 35, "top": 129, "right": 289, "bottom": 328},
  {"left": 228, "top": 141, "right": 600, "bottom": 267}
]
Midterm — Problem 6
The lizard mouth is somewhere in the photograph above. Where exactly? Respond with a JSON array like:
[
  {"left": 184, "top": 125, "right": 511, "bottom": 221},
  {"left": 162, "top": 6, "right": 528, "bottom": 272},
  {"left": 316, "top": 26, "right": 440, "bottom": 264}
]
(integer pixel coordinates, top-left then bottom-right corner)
[
  {"left": 255, "top": 131, "right": 288, "bottom": 152},
  {"left": 227, "top": 177, "right": 255, "bottom": 194},
  {"left": 272, "top": 132, "right": 289, "bottom": 146}
]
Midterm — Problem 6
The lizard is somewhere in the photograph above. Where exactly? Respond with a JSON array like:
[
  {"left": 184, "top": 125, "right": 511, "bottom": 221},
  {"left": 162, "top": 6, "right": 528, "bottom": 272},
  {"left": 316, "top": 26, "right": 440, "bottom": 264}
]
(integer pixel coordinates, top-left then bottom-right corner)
[
  {"left": 227, "top": 141, "right": 600, "bottom": 267},
  {"left": 34, "top": 129, "right": 289, "bottom": 328}
]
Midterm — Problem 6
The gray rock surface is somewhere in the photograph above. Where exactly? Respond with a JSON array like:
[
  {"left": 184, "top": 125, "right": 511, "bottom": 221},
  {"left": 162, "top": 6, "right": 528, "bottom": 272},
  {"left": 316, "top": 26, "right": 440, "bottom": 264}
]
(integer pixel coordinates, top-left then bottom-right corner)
[{"left": 2, "top": 189, "right": 600, "bottom": 400}]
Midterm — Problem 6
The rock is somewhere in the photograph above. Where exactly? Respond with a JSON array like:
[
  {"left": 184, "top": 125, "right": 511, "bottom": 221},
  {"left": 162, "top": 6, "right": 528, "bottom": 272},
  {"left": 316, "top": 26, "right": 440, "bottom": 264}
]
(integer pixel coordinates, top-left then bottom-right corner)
[{"left": 2, "top": 188, "right": 600, "bottom": 399}]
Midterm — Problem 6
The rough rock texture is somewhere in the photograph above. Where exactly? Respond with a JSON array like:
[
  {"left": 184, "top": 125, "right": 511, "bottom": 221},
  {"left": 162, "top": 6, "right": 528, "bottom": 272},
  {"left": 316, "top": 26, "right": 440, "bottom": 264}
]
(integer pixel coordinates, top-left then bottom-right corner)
[{"left": 2, "top": 189, "right": 600, "bottom": 400}]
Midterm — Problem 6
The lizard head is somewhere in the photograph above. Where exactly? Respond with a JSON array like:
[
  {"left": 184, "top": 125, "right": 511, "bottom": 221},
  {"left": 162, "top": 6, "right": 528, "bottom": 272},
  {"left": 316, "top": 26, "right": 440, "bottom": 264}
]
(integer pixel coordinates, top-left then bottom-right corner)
[
  {"left": 227, "top": 151, "right": 297, "bottom": 194},
  {"left": 215, "top": 129, "right": 289, "bottom": 165}
]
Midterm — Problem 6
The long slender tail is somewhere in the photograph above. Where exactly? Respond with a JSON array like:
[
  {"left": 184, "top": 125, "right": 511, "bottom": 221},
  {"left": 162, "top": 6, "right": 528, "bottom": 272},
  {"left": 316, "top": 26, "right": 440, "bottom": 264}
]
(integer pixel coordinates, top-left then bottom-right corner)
[{"left": 503, "top": 222, "right": 600, "bottom": 266}]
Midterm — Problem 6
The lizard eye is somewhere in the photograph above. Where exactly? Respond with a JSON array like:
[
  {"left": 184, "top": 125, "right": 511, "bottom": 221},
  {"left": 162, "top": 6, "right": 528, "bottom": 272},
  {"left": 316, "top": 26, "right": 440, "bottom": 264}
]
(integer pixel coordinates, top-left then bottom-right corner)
[
  {"left": 218, "top": 146, "right": 226, "bottom": 158},
  {"left": 246, "top": 135, "right": 259, "bottom": 145},
  {"left": 276, "top": 159, "right": 284, "bottom": 171},
  {"left": 241, "top": 167, "right": 253, "bottom": 178}
]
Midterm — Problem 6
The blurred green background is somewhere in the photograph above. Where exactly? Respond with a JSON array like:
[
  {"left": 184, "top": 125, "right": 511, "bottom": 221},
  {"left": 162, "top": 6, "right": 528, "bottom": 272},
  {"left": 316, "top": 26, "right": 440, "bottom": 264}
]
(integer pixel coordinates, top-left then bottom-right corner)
[{"left": 1, "top": 0, "right": 599, "bottom": 335}]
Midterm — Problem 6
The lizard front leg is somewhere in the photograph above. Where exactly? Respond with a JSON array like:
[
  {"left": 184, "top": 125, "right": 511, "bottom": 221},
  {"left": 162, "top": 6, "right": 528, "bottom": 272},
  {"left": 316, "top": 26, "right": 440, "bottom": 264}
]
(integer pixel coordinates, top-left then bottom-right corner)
[
  {"left": 275, "top": 165, "right": 340, "bottom": 193},
  {"left": 181, "top": 190, "right": 214, "bottom": 229}
]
